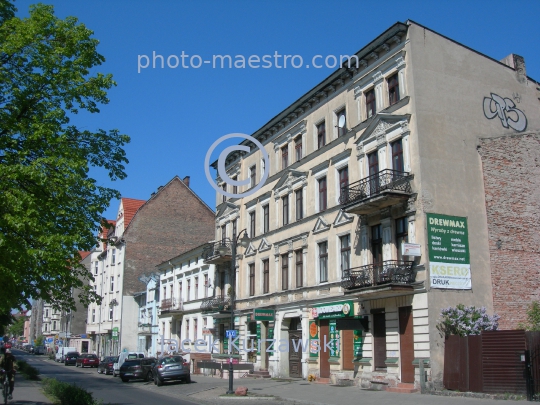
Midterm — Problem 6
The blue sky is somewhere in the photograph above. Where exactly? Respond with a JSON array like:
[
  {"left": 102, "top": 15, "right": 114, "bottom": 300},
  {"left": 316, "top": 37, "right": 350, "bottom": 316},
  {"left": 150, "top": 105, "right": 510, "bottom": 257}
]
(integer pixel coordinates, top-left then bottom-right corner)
[{"left": 13, "top": 0, "right": 540, "bottom": 220}]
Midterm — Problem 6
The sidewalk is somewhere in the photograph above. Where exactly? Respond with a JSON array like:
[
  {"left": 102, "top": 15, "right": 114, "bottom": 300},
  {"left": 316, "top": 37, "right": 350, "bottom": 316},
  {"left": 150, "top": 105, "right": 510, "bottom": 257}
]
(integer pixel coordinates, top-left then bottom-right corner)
[
  {"left": 9, "top": 377, "right": 52, "bottom": 405},
  {"left": 186, "top": 377, "right": 526, "bottom": 405}
]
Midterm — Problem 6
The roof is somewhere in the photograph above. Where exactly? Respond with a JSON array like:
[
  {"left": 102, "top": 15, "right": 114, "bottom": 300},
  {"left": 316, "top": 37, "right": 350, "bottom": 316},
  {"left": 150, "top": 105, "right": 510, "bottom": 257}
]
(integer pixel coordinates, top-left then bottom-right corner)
[
  {"left": 79, "top": 251, "right": 91, "bottom": 261},
  {"left": 121, "top": 198, "right": 146, "bottom": 228}
]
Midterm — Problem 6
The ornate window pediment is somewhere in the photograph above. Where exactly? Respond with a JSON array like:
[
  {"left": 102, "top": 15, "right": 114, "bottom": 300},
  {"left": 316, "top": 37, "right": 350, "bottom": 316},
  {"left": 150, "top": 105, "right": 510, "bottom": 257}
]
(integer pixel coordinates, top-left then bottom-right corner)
[
  {"left": 258, "top": 238, "right": 272, "bottom": 252},
  {"left": 333, "top": 210, "right": 354, "bottom": 227},
  {"left": 312, "top": 216, "right": 331, "bottom": 234}
]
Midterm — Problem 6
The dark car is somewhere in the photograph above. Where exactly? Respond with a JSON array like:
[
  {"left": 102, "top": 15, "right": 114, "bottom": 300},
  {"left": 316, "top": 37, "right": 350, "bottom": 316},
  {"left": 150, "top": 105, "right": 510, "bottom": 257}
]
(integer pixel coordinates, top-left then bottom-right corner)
[
  {"left": 75, "top": 353, "right": 99, "bottom": 368},
  {"left": 119, "top": 358, "right": 156, "bottom": 383},
  {"left": 64, "top": 352, "right": 80, "bottom": 366},
  {"left": 97, "top": 356, "right": 118, "bottom": 375},
  {"left": 153, "top": 355, "right": 190, "bottom": 386}
]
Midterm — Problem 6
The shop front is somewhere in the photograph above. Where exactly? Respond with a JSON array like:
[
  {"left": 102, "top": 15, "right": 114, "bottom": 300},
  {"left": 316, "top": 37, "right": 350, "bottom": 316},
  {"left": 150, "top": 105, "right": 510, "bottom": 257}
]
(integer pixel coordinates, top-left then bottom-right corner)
[{"left": 308, "top": 301, "right": 366, "bottom": 382}]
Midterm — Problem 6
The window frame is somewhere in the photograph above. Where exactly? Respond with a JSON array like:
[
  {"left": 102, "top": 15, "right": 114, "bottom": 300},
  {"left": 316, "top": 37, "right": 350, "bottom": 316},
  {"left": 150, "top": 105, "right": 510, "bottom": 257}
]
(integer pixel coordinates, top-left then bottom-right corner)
[
  {"left": 282, "top": 195, "right": 289, "bottom": 226},
  {"left": 318, "top": 176, "right": 327, "bottom": 212},
  {"left": 337, "top": 108, "right": 347, "bottom": 137},
  {"left": 396, "top": 217, "right": 409, "bottom": 261},
  {"left": 391, "top": 139, "right": 404, "bottom": 173},
  {"left": 249, "top": 211, "right": 256, "bottom": 238},
  {"left": 294, "top": 136, "right": 303, "bottom": 161},
  {"left": 281, "top": 253, "right": 289, "bottom": 290},
  {"left": 340, "top": 234, "right": 351, "bottom": 275},
  {"left": 263, "top": 259, "right": 270, "bottom": 294},
  {"left": 263, "top": 204, "right": 270, "bottom": 233},
  {"left": 250, "top": 165, "right": 256, "bottom": 188},
  {"left": 295, "top": 188, "right": 303, "bottom": 221},
  {"left": 317, "top": 121, "right": 326, "bottom": 149},
  {"left": 388, "top": 73, "right": 400, "bottom": 106},
  {"left": 318, "top": 241, "right": 328, "bottom": 283},
  {"left": 295, "top": 250, "right": 303, "bottom": 288},
  {"left": 281, "top": 145, "right": 288, "bottom": 170},
  {"left": 366, "top": 88, "right": 376, "bottom": 119},
  {"left": 249, "top": 263, "right": 255, "bottom": 296}
]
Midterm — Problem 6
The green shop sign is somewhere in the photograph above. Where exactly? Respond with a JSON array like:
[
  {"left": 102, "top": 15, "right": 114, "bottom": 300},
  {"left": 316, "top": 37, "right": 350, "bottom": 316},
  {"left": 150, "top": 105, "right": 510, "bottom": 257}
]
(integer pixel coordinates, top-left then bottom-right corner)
[
  {"left": 427, "top": 213, "right": 471, "bottom": 290},
  {"left": 252, "top": 308, "right": 275, "bottom": 321},
  {"left": 312, "top": 301, "right": 354, "bottom": 319}
]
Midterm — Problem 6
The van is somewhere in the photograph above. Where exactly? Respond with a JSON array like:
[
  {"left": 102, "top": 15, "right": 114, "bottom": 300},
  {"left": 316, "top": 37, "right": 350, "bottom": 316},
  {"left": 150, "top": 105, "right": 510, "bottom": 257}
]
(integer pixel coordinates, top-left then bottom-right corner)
[
  {"left": 55, "top": 347, "right": 77, "bottom": 362},
  {"left": 112, "top": 351, "right": 145, "bottom": 377}
]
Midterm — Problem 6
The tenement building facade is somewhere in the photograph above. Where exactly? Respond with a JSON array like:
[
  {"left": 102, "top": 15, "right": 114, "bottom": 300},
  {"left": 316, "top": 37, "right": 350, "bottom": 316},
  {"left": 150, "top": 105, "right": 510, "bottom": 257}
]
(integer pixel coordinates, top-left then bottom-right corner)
[{"left": 203, "top": 20, "right": 540, "bottom": 390}]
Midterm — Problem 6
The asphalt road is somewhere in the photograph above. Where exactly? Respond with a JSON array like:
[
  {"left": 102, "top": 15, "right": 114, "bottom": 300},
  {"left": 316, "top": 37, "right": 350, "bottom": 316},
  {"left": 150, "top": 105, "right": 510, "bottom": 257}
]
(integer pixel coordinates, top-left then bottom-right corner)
[{"left": 13, "top": 349, "right": 227, "bottom": 405}]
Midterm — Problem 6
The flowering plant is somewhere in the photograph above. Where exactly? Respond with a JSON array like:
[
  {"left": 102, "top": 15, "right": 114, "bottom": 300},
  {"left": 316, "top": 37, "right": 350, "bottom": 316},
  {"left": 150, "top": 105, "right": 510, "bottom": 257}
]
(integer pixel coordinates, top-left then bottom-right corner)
[{"left": 436, "top": 304, "right": 500, "bottom": 338}]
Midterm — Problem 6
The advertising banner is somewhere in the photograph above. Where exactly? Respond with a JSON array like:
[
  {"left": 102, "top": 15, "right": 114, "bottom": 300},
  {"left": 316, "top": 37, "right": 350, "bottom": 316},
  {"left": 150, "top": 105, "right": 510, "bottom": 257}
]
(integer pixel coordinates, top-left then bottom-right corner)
[
  {"left": 309, "top": 320, "right": 318, "bottom": 358},
  {"left": 427, "top": 213, "right": 471, "bottom": 289}
]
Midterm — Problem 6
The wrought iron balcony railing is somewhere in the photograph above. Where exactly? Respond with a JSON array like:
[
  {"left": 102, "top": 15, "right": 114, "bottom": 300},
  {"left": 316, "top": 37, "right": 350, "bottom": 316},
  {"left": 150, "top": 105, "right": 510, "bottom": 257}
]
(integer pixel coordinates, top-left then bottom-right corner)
[
  {"left": 202, "top": 240, "right": 233, "bottom": 263},
  {"left": 339, "top": 169, "right": 412, "bottom": 206},
  {"left": 341, "top": 260, "right": 415, "bottom": 290},
  {"left": 160, "top": 298, "right": 182, "bottom": 312},
  {"left": 201, "top": 296, "right": 231, "bottom": 313}
]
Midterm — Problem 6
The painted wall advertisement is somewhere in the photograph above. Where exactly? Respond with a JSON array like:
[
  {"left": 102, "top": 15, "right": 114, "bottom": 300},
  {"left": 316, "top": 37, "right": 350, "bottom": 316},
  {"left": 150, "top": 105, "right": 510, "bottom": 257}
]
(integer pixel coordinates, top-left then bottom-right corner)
[{"left": 427, "top": 213, "right": 471, "bottom": 290}]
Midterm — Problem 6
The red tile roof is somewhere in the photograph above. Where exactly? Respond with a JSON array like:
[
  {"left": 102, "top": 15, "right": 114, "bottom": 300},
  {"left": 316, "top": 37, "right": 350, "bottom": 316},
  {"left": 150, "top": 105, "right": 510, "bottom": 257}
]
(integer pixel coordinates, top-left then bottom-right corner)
[
  {"left": 79, "top": 251, "right": 91, "bottom": 261},
  {"left": 121, "top": 198, "right": 146, "bottom": 228}
]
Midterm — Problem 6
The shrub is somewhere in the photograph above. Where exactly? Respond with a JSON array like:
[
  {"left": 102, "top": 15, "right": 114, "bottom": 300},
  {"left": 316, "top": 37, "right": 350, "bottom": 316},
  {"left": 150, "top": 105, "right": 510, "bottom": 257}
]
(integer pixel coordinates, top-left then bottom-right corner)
[
  {"left": 42, "top": 378, "right": 101, "bottom": 405},
  {"left": 437, "top": 304, "right": 500, "bottom": 338},
  {"left": 518, "top": 301, "right": 540, "bottom": 331}
]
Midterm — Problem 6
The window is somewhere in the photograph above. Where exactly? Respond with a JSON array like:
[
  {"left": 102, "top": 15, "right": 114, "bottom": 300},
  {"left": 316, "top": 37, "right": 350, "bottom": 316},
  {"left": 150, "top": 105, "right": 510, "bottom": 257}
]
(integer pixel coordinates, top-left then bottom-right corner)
[
  {"left": 317, "top": 121, "right": 326, "bottom": 149},
  {"left": 366, "top": 88, "right": 376, "bottom": 118},
  {"left": 249, "top": 263, "right": 255, "bottom": 296},
  {"left": 295, "top": 250, "right": 303, "bottom": 288},
  {"left": 232, "top": 219, "right": 237, "bottom": 240},
  {"left": 187, "top": 279, "right": 191, "bottom": 301},
  {"left": 195, "top": 277, "right": 199, "bottom": 300},
  {"left": 194, "top": 318, "right": 198, "bottom": 340},
  {"left": 281, "top": 145, "right": 288, "bottom": 170},
  {"left": 295, "top": 188, "right": 303, "bottom": 220},
  {"left": 388, "top": 73, "right": 400, "bottom": 106},
  {"left": 368, "top": 152, "right": 379, "bottom": 193},
  {"left": 372, "top": 225, "right": 383, "bottom": 265},
  {"left": 250, "top": 165, "right": 256, "bottom": 188},
  {"left": 221, "top": 183, "right": 227, "bottom": 202},
  {"left": 263, "top": 259, "right": 269, "bottom": 294},
  {"left": 44, "top": 324, "right": 47, "bottom": 332},
  {"left": 94, "top": 262, "right": 98, "bottom": 275},
  {"left": 340, "top": 234, "right": 351, "bottom": 275},
  {"left": 391, "top": 139, "right": 404, "bottom": 173},
  {"left": 232, "top": 177, "right": 238, "bottom": 195},
  {"left": 92, "top": 309, "right": 95, "bottom": 323},
  {"left": 281, "top": 253, "right": 289, "bottom": 290},
  {"left": 295, "top": 136, "right": 302, "bottom": 161},
  {"left": 337, "top": 109, "right": 347, "bottom": 137},
  {"left": 179, "top": 281, "right": 182, "bottom": 302},
  {"left": 53, "top": 321, "right": 57, "bottom": 330},
  {"left": 108, "top": 308, "right": 113, "bottom": 321},
  {"left": 338, "top": 166, "right": 349, "bottom": 201},
  {"left": 282, "top": 195, "right": 289, "bottom": 225},
  {"left": 221, "top": 225, "right": 227, "bottom": 243},
  {"left": 249, "top": 211, "right": 256, "bottom": 238},
  {"left": 186, "top": 320, "right": 190, "bottom": 341},
  {"left": 110, "top": 276, "right": 114, "bottom": 292},
  {"left": 319, "top": 242, "right": 328, "bottom": 283},
  {"left": 111, "top": 249, "right": 116, "bottom": 265},
  {"left": 263, "top": 205, "right": 269, "bottom": 233},
  {"left": 204, "top": 274, "right": 208, "bottom": 298},
  {"left": 45, "top": 309, "right": 49, "bottom": 318},
  {"left": 318, "top": 176, "right": 327, "bottom": 211},
  {"left": 396, "top": 217, "right": 409, "bottom": 261}
]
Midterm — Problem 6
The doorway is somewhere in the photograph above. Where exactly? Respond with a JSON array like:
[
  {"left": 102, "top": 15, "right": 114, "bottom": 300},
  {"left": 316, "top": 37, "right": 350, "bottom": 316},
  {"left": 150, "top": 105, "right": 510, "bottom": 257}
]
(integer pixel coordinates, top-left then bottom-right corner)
[
  {"left": 288, "top": 317, "right": 302, "bottom": 378},
  {"left": 399, "top": 306, "right": 414, "bottom": 383},
  {"left": 319, "top": 319, "right": 330, "bottom": 378}
]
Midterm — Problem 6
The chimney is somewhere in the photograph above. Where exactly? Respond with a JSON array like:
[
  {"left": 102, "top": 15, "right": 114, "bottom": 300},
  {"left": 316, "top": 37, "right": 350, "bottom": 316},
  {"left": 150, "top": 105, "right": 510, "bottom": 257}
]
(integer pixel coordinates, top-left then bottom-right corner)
[
  {"left": 183, "top": 176, "right": 190, "bottom": 187},
  {"left": 157, "top": 186, "right": 164, "bottom": 191},
  {"left": 151, "top": 192, "right": 156, "bottom": 197},
  {"left": 500, "top": 54, "right": 527, "bottom": 83}
]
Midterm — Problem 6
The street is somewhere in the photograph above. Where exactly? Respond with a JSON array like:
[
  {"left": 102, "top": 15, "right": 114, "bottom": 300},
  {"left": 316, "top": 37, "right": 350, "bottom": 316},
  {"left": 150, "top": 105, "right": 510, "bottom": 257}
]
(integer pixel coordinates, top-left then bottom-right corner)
[{"left": 13, "top": 349, "right": 527, "bottom": 405}]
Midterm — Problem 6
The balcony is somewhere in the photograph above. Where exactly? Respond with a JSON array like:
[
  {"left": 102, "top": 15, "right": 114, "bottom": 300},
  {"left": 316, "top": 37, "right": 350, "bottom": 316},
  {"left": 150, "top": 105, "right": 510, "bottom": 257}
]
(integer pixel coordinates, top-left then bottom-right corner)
[
  {"left": 339, "top": 169, "right": 412, "bottom": 215},
  {"left": 341, "top": 260, "right": 415, "bottom": 293},
  {"left": 201, "top": 297, "right": 231, "bottom": 313},
  {"left": 159, "top": 298, "right": 183, "bottom": 315},
  {"left": 202, "top": 240, "right": 233, "bottom": 264},
  {"left": 137, "top": 324, "right": 155, "bottom": 335}
]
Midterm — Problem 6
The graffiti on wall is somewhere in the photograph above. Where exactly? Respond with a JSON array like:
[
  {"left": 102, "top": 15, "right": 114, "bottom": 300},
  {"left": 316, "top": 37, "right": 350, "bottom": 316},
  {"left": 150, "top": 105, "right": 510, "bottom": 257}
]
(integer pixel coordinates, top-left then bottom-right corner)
[{"left": 483, "top": 93, "right": 527, "bottom": 132}]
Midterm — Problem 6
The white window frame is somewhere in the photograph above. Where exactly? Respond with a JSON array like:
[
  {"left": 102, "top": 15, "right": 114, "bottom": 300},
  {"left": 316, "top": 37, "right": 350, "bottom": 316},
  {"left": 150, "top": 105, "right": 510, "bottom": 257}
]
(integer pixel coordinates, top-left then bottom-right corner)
[{"left": 313, "top": 168, "right": 329, "bottom": 213}]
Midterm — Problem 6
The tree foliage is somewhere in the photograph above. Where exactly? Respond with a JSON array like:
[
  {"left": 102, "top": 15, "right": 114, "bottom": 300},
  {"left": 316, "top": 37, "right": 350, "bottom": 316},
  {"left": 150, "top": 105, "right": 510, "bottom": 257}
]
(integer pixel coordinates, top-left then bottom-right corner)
[
  {"left": 437, "top": 304, "right": 500, "bottom": 338},
  {"left": 0, "top": 1, "right": 129, "bottom": 312},
  {"left": 518, "top": 301, "right": 540, "bottom": 331},
  {"left": 6, "top": 314, "right": 25, "bottom": 338}
]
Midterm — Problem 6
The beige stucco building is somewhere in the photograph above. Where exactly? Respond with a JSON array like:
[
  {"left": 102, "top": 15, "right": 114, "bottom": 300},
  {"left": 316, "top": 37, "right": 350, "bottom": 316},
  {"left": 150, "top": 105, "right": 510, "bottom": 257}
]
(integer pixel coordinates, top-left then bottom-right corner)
[{"left": 203, "top": 20, "right": 539, "bottom": 390}]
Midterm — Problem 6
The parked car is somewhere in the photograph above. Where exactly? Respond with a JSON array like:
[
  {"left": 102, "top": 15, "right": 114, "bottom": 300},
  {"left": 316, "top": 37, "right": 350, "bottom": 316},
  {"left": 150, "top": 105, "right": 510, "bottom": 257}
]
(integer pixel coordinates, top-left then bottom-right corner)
[
  {"left": 55, "top": 347, "right": 77, "bottom": 362},
  {"left": 153, "top": 355, "right": 191, "bottom": 386},
  {"left": 113, "top": 352, "right": 145, "bottom": 377},
  {"left": 97, "top": 356, "right": 118, "bottom": 375},
  {"left": 64, "top": 352, "right": 80, "bottom": 366},
  {"left": 119, "top": 358, "right": 156, "bottom": 383},
  {"left": 34, "top": 346, "right": 45, "bottom": 355},
  {"left": 75, "top": 353, "right": 99, "bottom": 368}
]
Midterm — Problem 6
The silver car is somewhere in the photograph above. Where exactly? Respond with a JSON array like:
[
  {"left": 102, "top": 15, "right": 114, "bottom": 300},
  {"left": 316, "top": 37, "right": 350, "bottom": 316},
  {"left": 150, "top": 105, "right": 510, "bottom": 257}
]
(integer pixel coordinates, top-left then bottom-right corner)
[{"left": 153, "top": 356, "right": 190, "bottom": 386}]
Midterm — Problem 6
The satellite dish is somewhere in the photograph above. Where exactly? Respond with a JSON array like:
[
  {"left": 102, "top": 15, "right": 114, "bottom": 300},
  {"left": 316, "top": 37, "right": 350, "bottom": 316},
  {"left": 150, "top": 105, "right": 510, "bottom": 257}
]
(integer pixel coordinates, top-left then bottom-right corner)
[{"left": 338, "top": 115, "right": 346, "bottom": 129}]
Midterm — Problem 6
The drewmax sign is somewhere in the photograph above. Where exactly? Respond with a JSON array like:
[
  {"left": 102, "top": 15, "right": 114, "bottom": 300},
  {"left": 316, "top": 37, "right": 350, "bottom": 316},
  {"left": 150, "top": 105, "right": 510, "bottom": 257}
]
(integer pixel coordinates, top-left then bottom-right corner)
[
  {"left": 312, "top": 301, "right": 354, "bottom": 319},
  {"left": 427, "top": 213, "right": 471, "bottom": 290}
]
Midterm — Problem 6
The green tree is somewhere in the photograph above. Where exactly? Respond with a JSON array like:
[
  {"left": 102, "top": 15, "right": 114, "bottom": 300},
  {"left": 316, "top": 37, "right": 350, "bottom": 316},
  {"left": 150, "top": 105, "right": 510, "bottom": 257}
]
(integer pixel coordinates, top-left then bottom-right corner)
[
  {"left": 0, "top": 1, "right": 129, "bottom": 312},
  {"left": 35, "top": 334, "right": 45, "bottom": 346},
  {"left": 518, "top": 301, "right": 540, "bottom": 331},
  {"left": 6, "top": 314, "right": 25, "bottom": 338}
]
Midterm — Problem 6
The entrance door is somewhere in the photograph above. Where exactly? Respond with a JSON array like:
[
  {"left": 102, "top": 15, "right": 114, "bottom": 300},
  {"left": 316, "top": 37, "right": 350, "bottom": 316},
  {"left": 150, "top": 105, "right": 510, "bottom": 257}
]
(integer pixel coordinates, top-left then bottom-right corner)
[
  {"left": 289, "top": 331, "right": 302, "bottom": 378},
  {"left": 399, "top": 306, "right": 414, "bottom": 383},
  {"left": 319, "top": 320, "right": 330, "bottom": 378},
  {"left": 372, "top": 312, "right": 386, "bottom": 370}
]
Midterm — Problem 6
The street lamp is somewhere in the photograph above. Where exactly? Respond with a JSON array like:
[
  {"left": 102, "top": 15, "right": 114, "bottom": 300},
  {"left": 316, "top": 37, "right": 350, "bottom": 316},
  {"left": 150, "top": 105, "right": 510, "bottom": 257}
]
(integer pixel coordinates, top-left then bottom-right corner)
[
  {"left": 227, "top": 229, "right": 250, "bottom": 395},
  {"left": 109, "top": 299, "right": 119, "bottom": 355}
]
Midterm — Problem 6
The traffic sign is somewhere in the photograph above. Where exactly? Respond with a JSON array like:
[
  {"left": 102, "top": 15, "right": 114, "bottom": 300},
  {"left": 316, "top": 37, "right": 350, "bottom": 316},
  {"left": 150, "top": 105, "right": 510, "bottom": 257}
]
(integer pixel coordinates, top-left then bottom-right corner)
[{"left": 225, "top": 330, "right": 237, "bottom": 339}]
